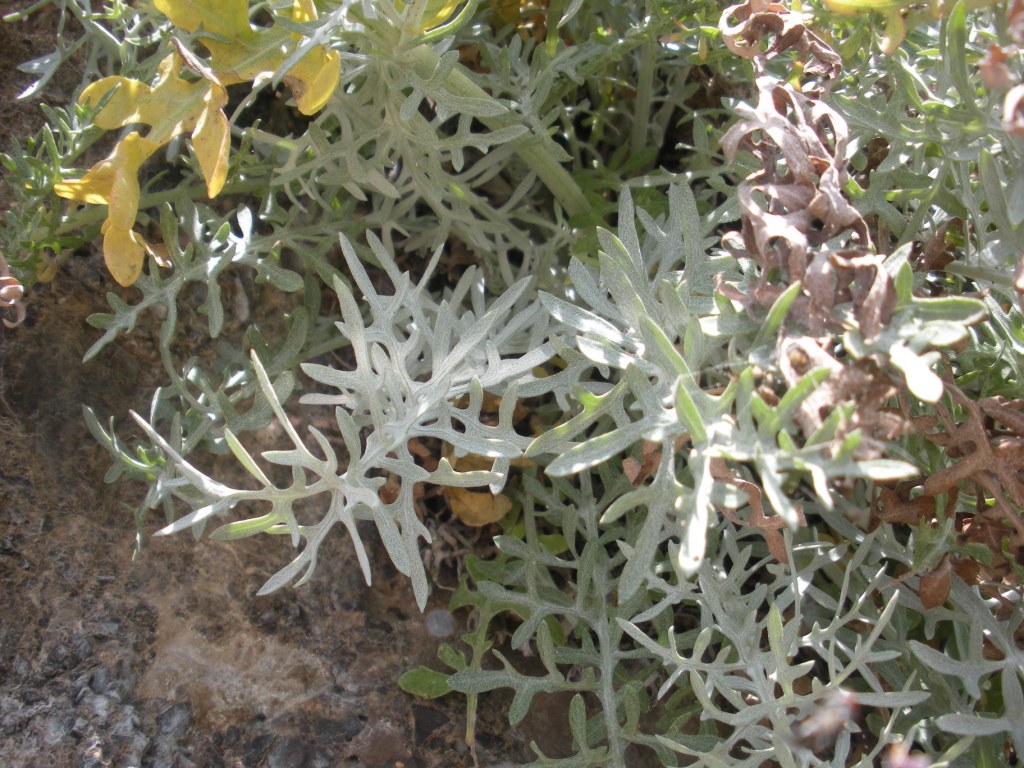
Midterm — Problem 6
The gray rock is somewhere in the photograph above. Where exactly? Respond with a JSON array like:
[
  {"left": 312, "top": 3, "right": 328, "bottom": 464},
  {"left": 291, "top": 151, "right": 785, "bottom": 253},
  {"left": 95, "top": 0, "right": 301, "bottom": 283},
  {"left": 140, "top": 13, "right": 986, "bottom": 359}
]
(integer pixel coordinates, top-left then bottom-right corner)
[
  {"left": 42, "top": 712, "right": 75, "bottom": 746},
  {"left": 156, "top": 701, "right": 191, "bottom": 737},
  {"left": 268, "top": 735, "right": 312, "bottom": 768},
  {"left": 84, "top": 693, "right": 112, "bottom": 722}
]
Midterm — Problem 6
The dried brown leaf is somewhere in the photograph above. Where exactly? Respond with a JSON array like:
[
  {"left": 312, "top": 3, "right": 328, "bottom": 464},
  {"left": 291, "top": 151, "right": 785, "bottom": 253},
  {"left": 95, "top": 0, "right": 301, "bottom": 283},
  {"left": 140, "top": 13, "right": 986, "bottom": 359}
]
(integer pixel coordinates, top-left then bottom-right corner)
[
  {"left": 0, "top": 252, "right": 26, "bottom": 328},
  {"left": 981, "top": 397, "right": 1024, "bottom": 435},
  {"left": 874, "top": 486, "right": 935, "bottom": 525},
  {"left": 919, "top": 553, "right": 952, "bottom": 609},
  {"left": 712, "top": 459, "right": 799, "bottom": 562},
  {"left": 981, "top": 44, "right": 1014, "bottom": 90},
  {"left": 916, "top": 219, "right": 958, "bottom": 272}
]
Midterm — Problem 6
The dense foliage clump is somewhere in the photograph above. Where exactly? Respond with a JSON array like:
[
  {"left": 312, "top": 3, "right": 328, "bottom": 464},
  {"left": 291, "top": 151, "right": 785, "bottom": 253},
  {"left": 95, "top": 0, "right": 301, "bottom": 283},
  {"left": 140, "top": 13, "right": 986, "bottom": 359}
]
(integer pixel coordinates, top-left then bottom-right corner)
[{"left": 3, "top": 0, "right": 1023, "bottom": 765}]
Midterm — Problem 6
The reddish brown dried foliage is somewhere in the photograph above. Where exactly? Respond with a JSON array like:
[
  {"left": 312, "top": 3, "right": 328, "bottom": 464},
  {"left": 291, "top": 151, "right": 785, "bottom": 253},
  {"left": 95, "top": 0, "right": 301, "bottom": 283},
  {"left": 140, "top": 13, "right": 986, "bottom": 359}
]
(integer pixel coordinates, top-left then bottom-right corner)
[{"left": 716, "top": 2, "right": 1022, "bottom": 588}]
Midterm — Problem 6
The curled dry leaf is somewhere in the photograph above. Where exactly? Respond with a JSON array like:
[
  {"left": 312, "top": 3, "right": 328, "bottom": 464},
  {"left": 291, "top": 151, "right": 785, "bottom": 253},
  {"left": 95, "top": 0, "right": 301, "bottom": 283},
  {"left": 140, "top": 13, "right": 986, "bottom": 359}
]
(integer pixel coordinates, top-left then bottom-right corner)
[
  {"left": 1003, "top": 84, "right": 1024, "bottom": 139},
  {"left": 951, "top": 556, "right": 981, "bottom": 585},
  {"left": 719, "top": 81, "right": 874, "bottom": 310},
  {"left": 915, "top": 219, "right": 958, "bottom": 272},
  {"left": 0, "top": 251, "right": 26, "bottom": 328},
  {"left": 898, "top": 386, "right": 1024, "bottom": 582},
  {"left": 1010, "top": 0, "right": 1024, "bottom": 46},
  {"left": 884, "top": 741, "right": 934, "bottom": 768},
  {"left": 873, "top": 485, "right": 936, "bottom": 526},
  {"left": 712, "top": 457, "right": 799, "bottom": 563},
  {"left": 980, "top": 44, "right": 1014, "bottom": 90},
  {"left": 718, "top": 1, "right": 874, "bottom": 330},
  {"left": 720, "top": 0, "right": 841, "bottom": 86},
  {"left": 789, "top": 687, "right": 859, "bottom": 752},
  {"left": 975, "top": 3, "right": 1024, "bottom": 139},
  {"left": 622, "top": 441, "right": 661, "bottom": 487},
  {"left": 716, "top": 1, "right": 908, "bottom": 461}
]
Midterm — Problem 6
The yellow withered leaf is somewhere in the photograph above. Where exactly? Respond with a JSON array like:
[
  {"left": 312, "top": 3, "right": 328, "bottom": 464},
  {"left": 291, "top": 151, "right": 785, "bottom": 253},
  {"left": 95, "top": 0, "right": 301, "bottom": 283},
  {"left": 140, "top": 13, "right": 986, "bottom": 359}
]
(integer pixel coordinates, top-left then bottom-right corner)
[
  {"left": 55, "top": 53, "right": 229, "bottom": 285},
  {"left": 154, "top": 0, "right": 341, "bottom": 115},
  {"left": 445, "top": 486, "right": 513, "bottom": 527},
  {"left": 440, "top": 448, "right": 515, "bottom": 526},
  {"left": 823, "top": 0, "right": 907, "bottom": 52},
  {"left": 55, "top": 131, "right": 161, "bottom": 286},
  {"left": 54, "top": 132, "right": 158, "bottom": 212},
  {"left": 79, "top": 53, "right": 230, "bottom": 199},
  {"left": 192, "top": 91, "right": 230, "bottom": 198},
  {"left": 54, "top": 1, "right": 340, "bottom": 286},
  {"left": 822, "top": 0, "right": 996, "bottom": 54},
  {"left": 101, "top": 225, "right": 149, "bottom": 288}
]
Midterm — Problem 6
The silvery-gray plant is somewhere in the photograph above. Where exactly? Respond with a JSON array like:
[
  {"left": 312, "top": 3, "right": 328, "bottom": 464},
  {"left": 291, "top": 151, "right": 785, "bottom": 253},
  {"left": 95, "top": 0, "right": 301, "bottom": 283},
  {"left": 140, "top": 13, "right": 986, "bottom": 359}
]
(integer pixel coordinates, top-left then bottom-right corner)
[{"left": 2, "top": 0, "right": 1020, "bottom": 765}]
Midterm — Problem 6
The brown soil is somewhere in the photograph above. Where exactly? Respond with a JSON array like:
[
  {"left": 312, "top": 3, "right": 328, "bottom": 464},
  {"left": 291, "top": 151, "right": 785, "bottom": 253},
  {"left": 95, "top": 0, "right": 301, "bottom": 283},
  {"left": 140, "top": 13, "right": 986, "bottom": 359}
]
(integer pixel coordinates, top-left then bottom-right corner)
[{"left": 0, "top": 4, "right": 566, "bottom": 766}]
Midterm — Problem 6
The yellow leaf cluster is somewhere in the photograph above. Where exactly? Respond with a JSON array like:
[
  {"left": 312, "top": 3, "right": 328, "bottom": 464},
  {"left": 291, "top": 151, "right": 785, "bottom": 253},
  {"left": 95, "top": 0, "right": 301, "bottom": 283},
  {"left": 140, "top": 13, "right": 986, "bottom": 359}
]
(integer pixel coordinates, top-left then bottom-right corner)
[{"left": 55, "top": 0, "right": 340, "bottom": 286}]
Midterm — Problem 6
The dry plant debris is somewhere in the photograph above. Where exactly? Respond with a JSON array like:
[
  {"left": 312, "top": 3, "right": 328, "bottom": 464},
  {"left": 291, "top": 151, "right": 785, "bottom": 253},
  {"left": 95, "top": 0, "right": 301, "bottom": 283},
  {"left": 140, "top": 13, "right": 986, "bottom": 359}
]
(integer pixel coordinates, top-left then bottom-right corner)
[
  {"left": 0, "top": 251, "right": 26, "bottom": 328},
  {"left": 716, "top": 1, "right": 1018, "bottom": 595}
]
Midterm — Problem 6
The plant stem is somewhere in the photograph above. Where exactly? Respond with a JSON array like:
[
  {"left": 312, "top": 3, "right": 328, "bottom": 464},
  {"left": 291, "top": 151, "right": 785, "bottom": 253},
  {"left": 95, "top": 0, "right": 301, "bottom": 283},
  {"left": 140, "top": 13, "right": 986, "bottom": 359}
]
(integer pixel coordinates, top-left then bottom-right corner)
[{"left": 630, "top": 4, "right": 656, "bottom": 157}]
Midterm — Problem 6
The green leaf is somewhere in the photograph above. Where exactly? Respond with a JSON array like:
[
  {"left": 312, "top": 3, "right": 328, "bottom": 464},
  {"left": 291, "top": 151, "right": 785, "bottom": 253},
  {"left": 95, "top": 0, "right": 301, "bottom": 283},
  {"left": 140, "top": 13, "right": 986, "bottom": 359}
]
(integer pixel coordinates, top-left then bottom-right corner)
[
  {"left": 399, "top": 667, "right": 454, "bottom": 699},
  {"left": 209, "top": 513, "right": 280, "bottom": 540},
  {"left": 909, "top": 295, "right": 986, "bottom": 325},
  {"left": 943, "top": 1, "right": 977, "bottom": 110},
  {"left": 641, "top": 316, "right": 708, "bottom": 444},
  {"left": 753, "top": 281, "right": 801, "bottom": 351},
  {"left": 223, "top": 428, "right": 273, "bottom": 487},
  {"left": 526, "top": 379, "right": 629, "bottom": 459},
  {"left": 770, "top": 367, "right": 831, "bottom": 434}
]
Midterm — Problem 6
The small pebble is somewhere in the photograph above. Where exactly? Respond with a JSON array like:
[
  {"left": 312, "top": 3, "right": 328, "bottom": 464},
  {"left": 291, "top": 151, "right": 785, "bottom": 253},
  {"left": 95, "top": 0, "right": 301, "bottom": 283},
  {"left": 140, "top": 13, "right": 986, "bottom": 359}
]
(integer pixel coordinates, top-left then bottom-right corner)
[
  {"left": 42, "top": 713, "right": 73, "bottom": 746},
  {"left": 110, "top": 706, "right": 141, "bottom": 740},
  {"left": 424, "top": 610, "right": 456, "bottom": 638},
  {"left": 85, "top": 693, "right": 112, "bottom": 722},
  {"left": 268, "top": 735, "right": 311, "bottom": 768},
  {"left": 89, "top": 666, "right": 110, "bottom": 694},
  {"left": 156, "top": 701, "right": 191, "bottom": 736}
]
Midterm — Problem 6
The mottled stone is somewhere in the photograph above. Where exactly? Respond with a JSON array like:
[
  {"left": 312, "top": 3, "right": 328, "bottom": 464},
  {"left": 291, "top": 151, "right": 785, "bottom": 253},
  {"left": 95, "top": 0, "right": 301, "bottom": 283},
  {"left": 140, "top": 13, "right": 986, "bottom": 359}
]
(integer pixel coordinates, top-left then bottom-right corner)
[
  {"left": 156, "top": 701, "right": 192, "bottom": 736},
  {"left": 352, "top": 719, "right": 411, "bottom": 766},
  {"left": 268, "top": 735, "right": 312, "bottom": 768}
]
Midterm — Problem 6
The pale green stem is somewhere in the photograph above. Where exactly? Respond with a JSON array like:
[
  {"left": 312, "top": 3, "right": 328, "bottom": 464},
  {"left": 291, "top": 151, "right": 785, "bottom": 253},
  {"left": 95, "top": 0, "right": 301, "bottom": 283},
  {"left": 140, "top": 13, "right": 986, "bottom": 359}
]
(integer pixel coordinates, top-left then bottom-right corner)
[
  {"left": 545, "top": 0, "right": 563, "bottom": 58},
  {"left": 595, "top": 609, "right": 626, "bottom": 767},
  {"left": 630, "top": 5, "right": 656, "bottom": 158},
  {"left": 945, "top": 262, "right": 1015, "bottom": 289}
]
